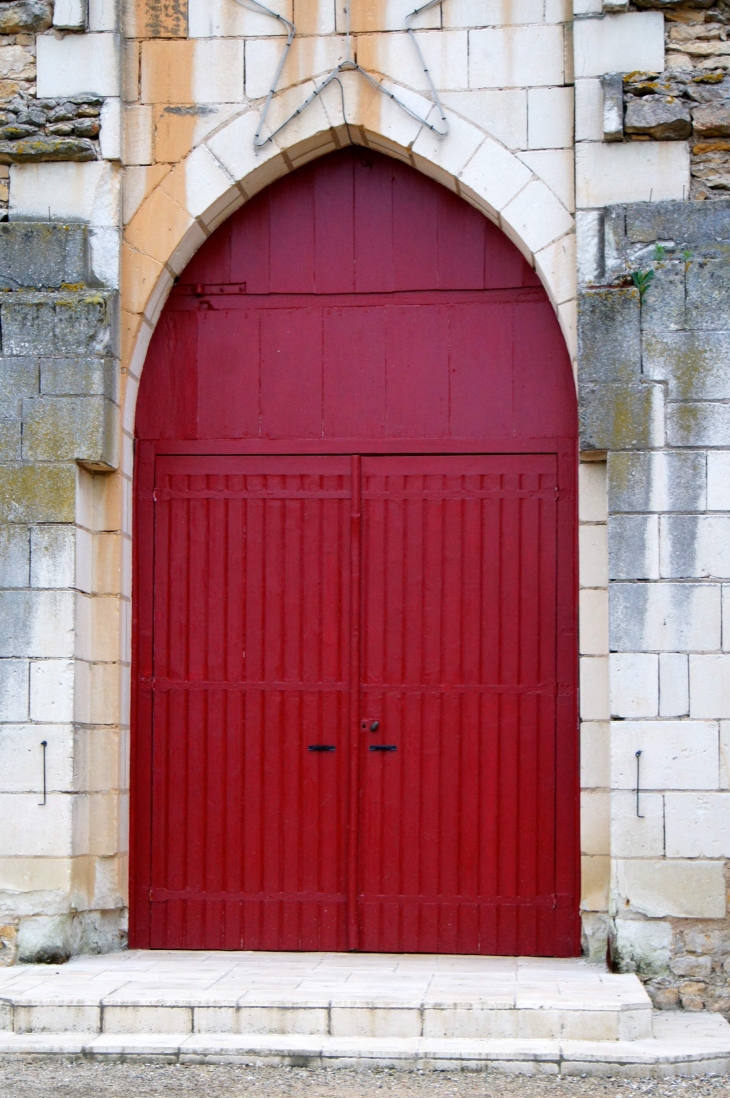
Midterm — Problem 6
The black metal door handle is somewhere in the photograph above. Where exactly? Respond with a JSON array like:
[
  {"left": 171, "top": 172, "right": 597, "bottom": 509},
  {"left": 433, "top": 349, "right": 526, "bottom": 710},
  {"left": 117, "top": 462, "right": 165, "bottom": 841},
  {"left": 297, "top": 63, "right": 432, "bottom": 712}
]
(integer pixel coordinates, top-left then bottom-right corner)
[
  {"left": 308, "top": 745, "right": 336, "bottom": 752},
  {"left": 369, "top": 744, "right": 397, "bottom": 752}
]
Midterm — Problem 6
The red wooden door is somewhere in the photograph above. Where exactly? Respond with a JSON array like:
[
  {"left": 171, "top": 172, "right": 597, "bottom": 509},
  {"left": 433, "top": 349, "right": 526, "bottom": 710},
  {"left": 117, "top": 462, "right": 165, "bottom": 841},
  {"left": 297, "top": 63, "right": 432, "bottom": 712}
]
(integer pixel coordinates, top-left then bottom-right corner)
[
  {"left": 358, "top": 456, "right": 567, "bottom": 955},
  {"left": 131, "top": 148, "right": 579, "bottom": 955},
  {"left": 143, "top": 456, "right": 351, "bottom": 949}
]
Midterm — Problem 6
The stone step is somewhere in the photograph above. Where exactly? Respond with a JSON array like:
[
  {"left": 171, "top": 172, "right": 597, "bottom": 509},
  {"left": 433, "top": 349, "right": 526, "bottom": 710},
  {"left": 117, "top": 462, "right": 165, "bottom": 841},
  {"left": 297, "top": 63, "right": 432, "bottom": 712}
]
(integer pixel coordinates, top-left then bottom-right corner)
[
  {"left": 0, "top": 952, "right": 652, "bottom": 1043},
  {"left": 0, "top": 1015, "right": 729, "bottom": 1077}
]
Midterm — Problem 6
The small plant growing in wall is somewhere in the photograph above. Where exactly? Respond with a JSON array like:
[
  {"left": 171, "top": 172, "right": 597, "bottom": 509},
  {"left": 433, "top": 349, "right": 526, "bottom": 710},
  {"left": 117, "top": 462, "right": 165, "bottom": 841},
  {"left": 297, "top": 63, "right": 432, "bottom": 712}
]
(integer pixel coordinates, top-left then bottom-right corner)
[{"left": 631, "top": 268, "right": 655, "bottom": 301}]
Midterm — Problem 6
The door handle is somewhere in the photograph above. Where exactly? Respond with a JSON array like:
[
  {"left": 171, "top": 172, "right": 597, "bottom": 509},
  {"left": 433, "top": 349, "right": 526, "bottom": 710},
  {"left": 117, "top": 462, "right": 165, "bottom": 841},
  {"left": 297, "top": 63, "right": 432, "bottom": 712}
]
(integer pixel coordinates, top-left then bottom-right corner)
[
  {"left": 308, "top": 745, "right": 336, "bottom": 752},
  {"left": 369, "top": 744, "right": 397, "bottom": 752},
  {"left": 361, "top": 720, "right": 380, "bottom": 732}
]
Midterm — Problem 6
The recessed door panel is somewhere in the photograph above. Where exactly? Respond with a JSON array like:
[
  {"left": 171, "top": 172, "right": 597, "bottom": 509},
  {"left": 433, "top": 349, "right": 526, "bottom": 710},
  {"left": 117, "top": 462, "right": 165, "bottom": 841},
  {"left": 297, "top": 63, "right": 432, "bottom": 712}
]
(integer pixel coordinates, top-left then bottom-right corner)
[
  {"left": 357, "top": 456, "right": 562, "bottom": 955},
  {"left": 147, "top": 455, "right": 352, "bottom": 950}
]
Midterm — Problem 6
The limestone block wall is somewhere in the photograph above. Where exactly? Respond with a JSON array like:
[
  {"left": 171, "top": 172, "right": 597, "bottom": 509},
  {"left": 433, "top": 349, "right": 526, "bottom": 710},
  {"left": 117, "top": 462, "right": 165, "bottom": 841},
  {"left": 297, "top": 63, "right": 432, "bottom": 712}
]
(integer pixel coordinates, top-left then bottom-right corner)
[
  {"left": 0, "top": 223, "right": 124, "bottom": 965},
  {"left": 578, "top": 198, "right": 730, "bottom": 1012}
]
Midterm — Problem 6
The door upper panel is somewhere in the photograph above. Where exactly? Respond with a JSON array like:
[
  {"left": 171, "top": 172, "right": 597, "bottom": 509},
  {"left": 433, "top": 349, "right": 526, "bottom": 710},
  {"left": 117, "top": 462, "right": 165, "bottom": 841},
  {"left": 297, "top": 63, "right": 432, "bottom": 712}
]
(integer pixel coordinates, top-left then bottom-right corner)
[{"left": 135, "top": 150, "right": 576, "bottom": 446}]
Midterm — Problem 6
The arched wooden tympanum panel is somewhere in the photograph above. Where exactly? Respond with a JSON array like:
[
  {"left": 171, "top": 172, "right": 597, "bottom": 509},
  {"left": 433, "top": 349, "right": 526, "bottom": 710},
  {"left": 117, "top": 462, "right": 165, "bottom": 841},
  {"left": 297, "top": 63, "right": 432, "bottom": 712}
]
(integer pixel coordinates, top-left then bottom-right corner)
[{"left": 131, "top": 148, "right": 579, "bottom": 956}]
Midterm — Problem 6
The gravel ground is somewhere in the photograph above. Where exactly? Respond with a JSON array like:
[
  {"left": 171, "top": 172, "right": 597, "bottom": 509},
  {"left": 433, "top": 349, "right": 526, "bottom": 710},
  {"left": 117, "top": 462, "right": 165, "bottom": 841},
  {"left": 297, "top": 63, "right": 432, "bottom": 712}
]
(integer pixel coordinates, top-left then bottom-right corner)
[{"left": 0, "top": 1062, "right": 728, "bottom": 1098}]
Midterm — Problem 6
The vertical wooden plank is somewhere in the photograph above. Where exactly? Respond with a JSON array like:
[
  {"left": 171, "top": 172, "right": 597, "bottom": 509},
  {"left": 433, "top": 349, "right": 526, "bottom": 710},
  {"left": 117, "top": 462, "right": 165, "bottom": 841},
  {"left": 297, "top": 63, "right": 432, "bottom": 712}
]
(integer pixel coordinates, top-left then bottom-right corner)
[
  {"left": 229, "top": 189, "right": 270, "bottom": 292},
  {"left": 135, "top": 312, "right": 198, "bottom": 440},
  {"left": 260, "top": 309, "right": 323, "bottom": 439},
  {"left": 385, "top": 306, "right": 449, "bottom": 438},
  {"left": 347, "top": 455, "right": 361, "bottom": 950},
  {"left": 323, "top": 307, "right": 387, "bottom": 439},
  {"left": 353, "top": 152, "right": 394, "bottom": 292},
  {"left": 448, "top": 304, "right": 513, "bottom": 440},
  {"left": 196, "top": 311, "right": 261, "bottom": 439},
  {"left": 269, "top": 169, "right": 315, "bottom": 293},
  {"left": 314, "top": 153, "right": 355, "bottom": 293},
  {"left": 392, "top": 164, "right": 439, "bottom": 290}
]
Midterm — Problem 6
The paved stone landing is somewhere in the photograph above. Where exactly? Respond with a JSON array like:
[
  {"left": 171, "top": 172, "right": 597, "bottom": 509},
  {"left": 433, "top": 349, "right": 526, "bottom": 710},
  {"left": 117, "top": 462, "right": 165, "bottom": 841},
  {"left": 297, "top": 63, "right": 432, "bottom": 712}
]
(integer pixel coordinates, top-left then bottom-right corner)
[{"left": 0, "top": 952, "right": 728, "bottom": 1075}]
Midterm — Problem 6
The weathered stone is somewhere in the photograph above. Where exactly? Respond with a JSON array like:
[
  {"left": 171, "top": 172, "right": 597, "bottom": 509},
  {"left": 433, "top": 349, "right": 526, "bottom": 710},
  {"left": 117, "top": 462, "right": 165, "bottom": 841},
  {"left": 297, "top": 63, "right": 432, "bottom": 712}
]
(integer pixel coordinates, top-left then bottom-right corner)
[
  {"left": 670, "top": 954, "right": 714, "bottom": 978},
  {"left": 16, "top": 108, "right": 47, "bottom": 127},
  {"left": 681, "top": 994, "right": 706, "bottom": 1010},
  {"left": 601, "top": 73, "right": 624, "bottom": 141},
  {"left": 0, "top": 0, "right": 51, "bottom": 33},
  {"left": 47, "top": 105, "right": 76, "bottom": 123},
  {"left": 693, "top": 101, "right": 730, "bottom": 136},
  {"left": 652, "top": 986, "right": 681, "bottom": 1009},
  {"left": 623, "top": 198, "right": 730, "bottom": 246},
  {"left": 47, "top": 123, "right": 74, "bottom": 137},
  {"left": 581, "top": 911, "right": 610, "bottom": 964},
  {"left": 684, "top": 926, "right": 730, "bottom": 954},
  {"left": 0, "top": 46, "right": 35, "bottom": 82},
  {"left": 612, "top": 919, "right": 672, "bottom": 977},
  {"left": 0, "top": 224, "right": 88, "bottom": 291},
  {"left": 67, "top": 95, "right": 105, "bottom": 106},
  {"left": 691, "top": 151, "right": 730, "bottom": 191},
  {"left": 0, "top": 420, "right": 21, "bottom": 460},
  {"left": 0, "top": 525, "right": 29, "bottom": 587},
  {"left": 1, "top": 297, "right": 110, "bottom": 356},
  {"left": 0, "top": 464, "right": 76, "bottom": 523},
  {"left": 134, "top": 0, "right": 188, "bottom": 37},
  {"left": 579, "top": 380, "right": 663, "bottom": 452},
  {"left": 0, "top": 358, "right": 39, "bottom": 417},
  {"left": 667, "top": 400, "right": 730, "bottom": 447},
  {"left": 53, "top": 298, "right": 111, "bottom": 355},
  {"left": 640, "top": 262, "right": 686, "bottom": 333},
  {"left": 686, "top": 257, "right": 730, "bottom": 329},
  {"left": 0, "top": 924, "right": 17, "bottom": 968},
  {"left": 40, "top": 357, "right": 117, "bottom": 399},
  {"left": 0, "top": 124, "right": 39, "bottom": 141},
  {"left": 22, "top": 395, "right": 118, "bottom": 467},
  {"left": 606, "top": 452, "right": 705, "bottom": 514},
  {"left": 609, "top": 515, "right": 659, "bottom": 580},
  {"left": 0, "top": 137, "right": 97, "bottom": 165},
  {"left": 680, "top": 980, "right": 708, "bottom": 995},
  {"left": 643, "top": 331, "right": 730, "bottom": 399},
  {"left": 610, "top": 581, "right": 720, "bottom": 652},
  {"left": 578, "top": 288, "right": 641, "bottom": 384},
  {"left": 625, "top": 95, "right": 692, "bottom": 140},
  {"left": 73, "top": 119, "right": 101, "bottom": 138}
]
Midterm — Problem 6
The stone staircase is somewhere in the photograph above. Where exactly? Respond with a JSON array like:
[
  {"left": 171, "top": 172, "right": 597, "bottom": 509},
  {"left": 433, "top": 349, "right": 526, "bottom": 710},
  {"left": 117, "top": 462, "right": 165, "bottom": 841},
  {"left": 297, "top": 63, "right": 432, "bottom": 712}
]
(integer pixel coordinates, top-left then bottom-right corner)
[{"left": 0, "top": 951, "right": 729, "bottom": 1076}]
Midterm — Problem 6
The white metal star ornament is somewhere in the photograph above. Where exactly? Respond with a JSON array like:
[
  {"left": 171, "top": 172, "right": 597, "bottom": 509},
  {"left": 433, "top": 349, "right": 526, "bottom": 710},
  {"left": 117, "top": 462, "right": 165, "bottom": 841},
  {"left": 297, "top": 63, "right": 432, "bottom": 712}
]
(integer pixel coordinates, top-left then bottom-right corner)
[{"left": 234, "top": 0, "right": 450, "bottom": 148}]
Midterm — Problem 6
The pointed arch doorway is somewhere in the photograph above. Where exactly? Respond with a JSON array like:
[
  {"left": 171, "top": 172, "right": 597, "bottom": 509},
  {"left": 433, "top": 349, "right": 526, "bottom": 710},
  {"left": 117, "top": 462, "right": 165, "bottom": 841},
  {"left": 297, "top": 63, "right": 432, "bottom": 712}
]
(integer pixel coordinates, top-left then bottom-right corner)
[{"left": 130, "top": 147, "right": 579, "bottom": 956}]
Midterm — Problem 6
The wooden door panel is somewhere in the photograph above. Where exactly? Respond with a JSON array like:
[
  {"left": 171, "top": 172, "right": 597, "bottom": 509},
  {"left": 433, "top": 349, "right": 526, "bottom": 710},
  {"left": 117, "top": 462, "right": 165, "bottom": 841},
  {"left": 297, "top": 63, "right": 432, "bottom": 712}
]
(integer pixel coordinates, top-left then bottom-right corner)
[
  {"left": 147, "top": 455, "right": 352, "bottom": 950},
  {"left": 357, "top": 455, "right": 561, "bottom": 955}
]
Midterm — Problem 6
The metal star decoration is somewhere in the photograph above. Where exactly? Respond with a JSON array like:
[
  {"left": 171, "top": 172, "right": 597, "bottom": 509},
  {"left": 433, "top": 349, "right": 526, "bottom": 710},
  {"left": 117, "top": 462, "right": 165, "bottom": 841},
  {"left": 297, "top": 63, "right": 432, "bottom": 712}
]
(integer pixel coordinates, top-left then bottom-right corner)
[{"left": 234, "top": 0, "right": 450, "bottom": 147}]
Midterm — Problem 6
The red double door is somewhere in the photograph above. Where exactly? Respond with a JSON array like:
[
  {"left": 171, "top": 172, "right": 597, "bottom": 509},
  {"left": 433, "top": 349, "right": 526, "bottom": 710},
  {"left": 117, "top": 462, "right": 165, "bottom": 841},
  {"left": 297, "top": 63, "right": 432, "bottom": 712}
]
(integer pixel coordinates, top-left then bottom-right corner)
[
  {"left": 137, "top": 450, "right": 574, "bottom": 954},
  {"left": 131, "top": 147, "right": 579, "bottom": 955}
]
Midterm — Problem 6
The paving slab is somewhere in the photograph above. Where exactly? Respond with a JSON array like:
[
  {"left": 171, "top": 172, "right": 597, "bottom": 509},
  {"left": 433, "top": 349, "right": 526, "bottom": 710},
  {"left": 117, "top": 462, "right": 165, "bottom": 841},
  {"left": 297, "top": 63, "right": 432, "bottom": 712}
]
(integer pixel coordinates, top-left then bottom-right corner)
[{"left": 0, "top": 951, "right": 652, "bottom": 1043}]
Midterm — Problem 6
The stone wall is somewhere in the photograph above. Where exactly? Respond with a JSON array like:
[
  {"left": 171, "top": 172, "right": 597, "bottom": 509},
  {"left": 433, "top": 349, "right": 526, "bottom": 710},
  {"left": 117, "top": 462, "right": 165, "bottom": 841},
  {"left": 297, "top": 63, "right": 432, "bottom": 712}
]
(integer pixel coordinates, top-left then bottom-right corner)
[
  {"left": 596, "top": 2, "right": 730, "bottom": 198},
  {"left": 0, "top": 222, "right": 124, "bottom": 963},
  {"left": 578, "top": 197, "right": 730, "bottom": 1013}
]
